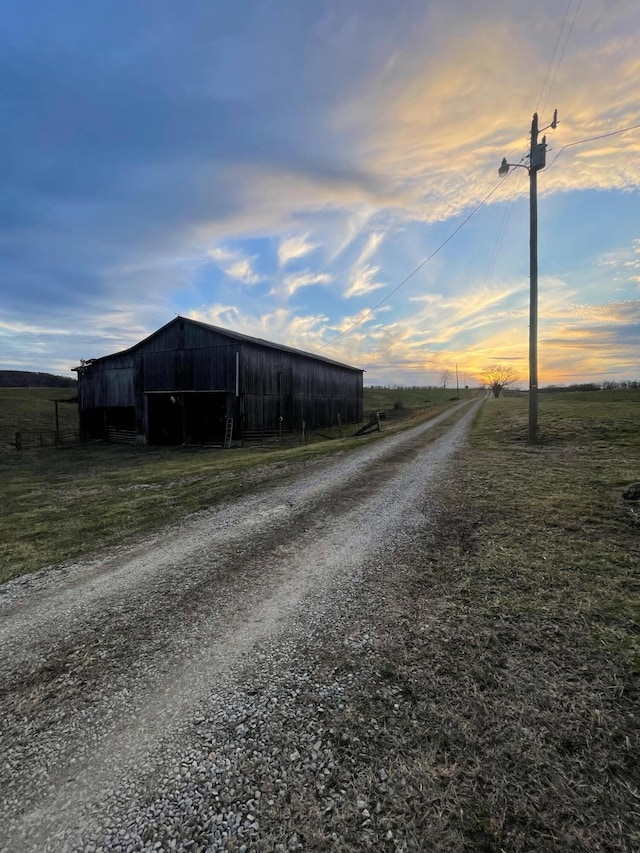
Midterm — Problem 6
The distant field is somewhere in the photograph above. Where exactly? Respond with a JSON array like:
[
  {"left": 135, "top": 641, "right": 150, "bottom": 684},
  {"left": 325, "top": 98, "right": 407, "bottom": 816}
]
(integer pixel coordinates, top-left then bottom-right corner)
[
  {"left": 540, "top": 387, "right": 640, "bottom": 404},
  {"left": 363, "top": 385, "right": 476, "bottom": 411},
  {"left": 0, "top": 387, "right": 79, "bottom": 448}
]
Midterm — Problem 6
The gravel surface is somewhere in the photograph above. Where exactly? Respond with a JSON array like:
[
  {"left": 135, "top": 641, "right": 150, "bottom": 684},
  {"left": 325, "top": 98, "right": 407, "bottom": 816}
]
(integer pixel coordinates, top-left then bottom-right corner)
[{"left": 0, "top": 400, "right": 480, "bottom": 852}]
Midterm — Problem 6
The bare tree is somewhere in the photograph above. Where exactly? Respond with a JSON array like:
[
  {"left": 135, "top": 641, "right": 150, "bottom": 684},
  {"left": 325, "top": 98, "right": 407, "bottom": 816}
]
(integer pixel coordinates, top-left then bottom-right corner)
[
  {"left": 440, "top": 369, "right": 453, "bottom": 390},
  {"left": 481, "top": 364, "right": 520, "bottom": 398}
]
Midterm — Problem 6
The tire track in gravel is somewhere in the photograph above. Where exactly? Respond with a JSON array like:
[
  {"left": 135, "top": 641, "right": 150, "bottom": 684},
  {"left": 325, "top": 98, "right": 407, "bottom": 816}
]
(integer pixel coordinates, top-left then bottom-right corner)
[{"left": 0, "top": 399, "right": 481, "bottom": 852}]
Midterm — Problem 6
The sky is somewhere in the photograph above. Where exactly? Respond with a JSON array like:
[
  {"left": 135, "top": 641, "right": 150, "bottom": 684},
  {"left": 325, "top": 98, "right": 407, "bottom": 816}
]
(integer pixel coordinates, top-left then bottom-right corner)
[{"left": 2, "top": 0, "right": 639, "bottom": 387}]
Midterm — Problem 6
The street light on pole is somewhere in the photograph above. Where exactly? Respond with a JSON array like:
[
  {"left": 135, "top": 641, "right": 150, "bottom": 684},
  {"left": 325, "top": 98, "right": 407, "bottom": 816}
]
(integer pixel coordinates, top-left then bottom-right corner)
[{"left": 498, "top": 109, "right": 558, "bottom": 442}]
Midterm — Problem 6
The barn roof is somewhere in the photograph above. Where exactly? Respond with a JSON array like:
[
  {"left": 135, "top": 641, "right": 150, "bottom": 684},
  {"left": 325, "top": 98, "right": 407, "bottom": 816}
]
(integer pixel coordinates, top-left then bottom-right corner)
[{"left": 77, "top": 316, "right": 363, "bottom": 373}]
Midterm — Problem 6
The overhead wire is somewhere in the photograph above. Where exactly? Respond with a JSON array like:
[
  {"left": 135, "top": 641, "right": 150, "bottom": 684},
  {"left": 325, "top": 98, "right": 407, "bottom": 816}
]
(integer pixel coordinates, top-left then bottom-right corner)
[
  {"left": 481, "top": 2, "right": 581, "bottom": 291},
  {"left": 536, "top": 0, "right": 574, "bottom": 115},
  {"left": 551, "top": 122, "right": 640, "bottom": 152},
  {"left": 321, "top": 116, "right": 640, "bottom": 359},
  {"left": 438, "top": 6, "right": 580, "bottom": 358},
  {"left": 543, "top": 121, "right": 640, "bottom": 173},
  {"left": 480, "top": 153, "right": 528, "bottom": 290},
  {"left": 321, "top": 3, "right": 579, "bottom": 360},
  {"left": 539, "top": 0, "right": 583, "bottom": 119}
]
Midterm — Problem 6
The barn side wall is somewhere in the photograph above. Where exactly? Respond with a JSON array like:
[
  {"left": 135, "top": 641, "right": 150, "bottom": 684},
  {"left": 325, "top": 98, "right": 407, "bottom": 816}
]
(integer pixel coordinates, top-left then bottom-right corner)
[{"left": 240, "top": 342, "right": 363, "bottom": 431}]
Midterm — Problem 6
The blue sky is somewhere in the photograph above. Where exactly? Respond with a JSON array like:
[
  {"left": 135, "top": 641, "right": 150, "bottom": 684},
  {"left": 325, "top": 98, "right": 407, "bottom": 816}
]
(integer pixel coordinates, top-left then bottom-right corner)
[{"left": 2, "top": 0, "right": 639, "bottom": 385}]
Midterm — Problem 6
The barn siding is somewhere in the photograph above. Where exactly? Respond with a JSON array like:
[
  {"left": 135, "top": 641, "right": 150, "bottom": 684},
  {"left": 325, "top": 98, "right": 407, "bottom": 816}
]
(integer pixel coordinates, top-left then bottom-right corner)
[
  {"left": 240, "top": 342, "right": 362, "bottom": 431},
  {"left": 78, "top": 357, "right": 136, "bottom": 409}
]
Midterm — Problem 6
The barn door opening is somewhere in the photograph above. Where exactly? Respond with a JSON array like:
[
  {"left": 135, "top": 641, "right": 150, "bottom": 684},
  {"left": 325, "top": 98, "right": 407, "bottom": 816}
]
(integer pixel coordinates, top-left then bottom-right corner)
[
  {"left": 147, "top": 394, "right": 184, "bottom": 444},
  {"left": 184, "top": 393, "right": 228, "bottom": 444},
  {"left": 146, "top": 392, "right": 231, "bottom": 445}
]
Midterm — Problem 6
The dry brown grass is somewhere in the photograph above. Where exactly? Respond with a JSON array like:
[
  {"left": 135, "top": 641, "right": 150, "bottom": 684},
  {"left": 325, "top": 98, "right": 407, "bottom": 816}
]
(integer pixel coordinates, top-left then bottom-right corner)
[{"left": 245, "top": 393, "right": 640, "bottom": 851}]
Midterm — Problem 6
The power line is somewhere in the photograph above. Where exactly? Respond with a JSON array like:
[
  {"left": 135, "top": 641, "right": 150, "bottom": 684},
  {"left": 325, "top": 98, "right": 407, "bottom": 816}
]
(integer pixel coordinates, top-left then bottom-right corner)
[
  {"left": 544, "top": 121, "right": 640, "bottom": 172},
  {"left": 536, "top": 0, "right": 574, "bottom": 115},
  {"left": 552, "top": 122, "right": 640, "bottom": 151},
  {"left": 318, "top": 175, "right": 512, "bottom": 350},
  {"left": 539, "top": 0, "right": 583, "bottom": 119},
  {"left": 482, "top": 165, "right": 526, "bottom": 288}
]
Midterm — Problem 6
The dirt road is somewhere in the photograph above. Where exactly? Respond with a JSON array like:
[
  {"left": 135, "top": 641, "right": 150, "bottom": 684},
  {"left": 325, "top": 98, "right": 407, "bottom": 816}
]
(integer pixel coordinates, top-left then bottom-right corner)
[{"left": 0, "top": 400, "right": 480, "bottom": 852}]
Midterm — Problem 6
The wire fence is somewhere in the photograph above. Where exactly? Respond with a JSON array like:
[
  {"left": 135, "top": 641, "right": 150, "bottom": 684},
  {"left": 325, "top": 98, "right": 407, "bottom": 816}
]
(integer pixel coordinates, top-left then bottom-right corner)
[{"left": 9, "top": 429, "right": 82, "bottom": 451}]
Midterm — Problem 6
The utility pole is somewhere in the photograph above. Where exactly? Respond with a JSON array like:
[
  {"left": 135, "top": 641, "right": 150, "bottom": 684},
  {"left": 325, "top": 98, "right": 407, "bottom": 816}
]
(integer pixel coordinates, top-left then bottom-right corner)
[
  {"left": 529, "top": 112, "right": 540, "bottom": 443},
  {"left": 499, "top": 109, "right": 557, "bottom": 442}
]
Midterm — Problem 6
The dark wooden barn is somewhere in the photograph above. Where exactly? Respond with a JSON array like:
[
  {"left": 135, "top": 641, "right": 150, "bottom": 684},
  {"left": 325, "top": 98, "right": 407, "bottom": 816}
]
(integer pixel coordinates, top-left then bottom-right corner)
[{"left": 74, "top": 317, "right": 363, "bottom": 445}]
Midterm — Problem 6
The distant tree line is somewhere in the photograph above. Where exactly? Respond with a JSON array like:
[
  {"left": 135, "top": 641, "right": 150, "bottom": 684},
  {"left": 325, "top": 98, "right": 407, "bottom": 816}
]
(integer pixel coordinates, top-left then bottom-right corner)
[
  {"left": 0, "top": 370, "right": 77, "bottom": 388},
  {"left": 364, "top": 383, "right": 478, "bottom": 390},
  {"left": 366, "top": 379, "right": 639, "bottom": 394},
  {"left": 542, "top": 381, "right": 639, "bottom": 392}
]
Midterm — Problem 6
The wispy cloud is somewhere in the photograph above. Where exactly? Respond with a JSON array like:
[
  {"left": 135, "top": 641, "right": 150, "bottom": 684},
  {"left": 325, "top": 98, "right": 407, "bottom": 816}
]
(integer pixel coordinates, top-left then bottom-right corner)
[
  {"left": 273, "top": 271, "right": 333, "bottom": 297},
  {"left": 344, "top": 265, "right": 385, "bottom": 298},
  {"left": 344, "top": 231, "right": 387, "bottom": 297},
  {"left": 278, "top": 233, "right": 319, "bottom": 267},
  {"left": 333, "top": 2, "right": 640, "bottom": 221},
  {"left": 208, "top": 247, "right": 262, "bottom": 284},
  {"left": 190, "top": 304, "right": 331, "bottom": 355},
  {"left": 596, "top": 237, "right": 640, "bottom": 286}
]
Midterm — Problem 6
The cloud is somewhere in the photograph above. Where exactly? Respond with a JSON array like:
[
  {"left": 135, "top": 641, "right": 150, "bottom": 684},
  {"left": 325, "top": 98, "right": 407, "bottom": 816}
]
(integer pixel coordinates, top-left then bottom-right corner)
[
  {"left": 344, "top": 231, "right": 387, "bottom": 297},
  {"left": 333, "top": 1, "right": 640, "bottom": 220},
  {"left": 2, "top": 0, "right": 640, "bottom": 384},
  {"left": 208, "top": 247, "right": 261, "bottom": 284},
  {"left": 278, "top": 233, "right": 319, "bottom": 266},
  {"left": 596, "top": 237, "right": 640, "bottom": 286},
  {"left": 274, "top": 271, "right": 333, "bottom": 297},
  {"left": 344, "top": 265, "right": 386, "bottom": 298},
  {"left": 189, "top": 304, "right": 332, "bottom": 356}
]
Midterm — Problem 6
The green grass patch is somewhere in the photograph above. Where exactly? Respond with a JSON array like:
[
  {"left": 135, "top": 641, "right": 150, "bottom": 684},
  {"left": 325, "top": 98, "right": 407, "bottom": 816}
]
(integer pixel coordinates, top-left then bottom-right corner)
[
  {"left": 0, "top": 441, "right": 321, "bottom": 582},
  {"left": 0, "top": 390, "right": 463, "bottom": 583}
]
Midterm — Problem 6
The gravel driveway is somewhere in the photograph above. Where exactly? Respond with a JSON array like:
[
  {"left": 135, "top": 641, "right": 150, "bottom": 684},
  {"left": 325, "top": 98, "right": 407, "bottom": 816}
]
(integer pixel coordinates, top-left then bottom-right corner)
[{"left": 0, "top": 399, "right": 481, "bottom": 852}]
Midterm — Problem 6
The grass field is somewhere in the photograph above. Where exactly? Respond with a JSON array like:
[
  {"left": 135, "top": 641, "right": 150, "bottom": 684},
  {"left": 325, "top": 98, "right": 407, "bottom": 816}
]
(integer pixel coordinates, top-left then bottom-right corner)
[
  {"left": 0, "top": 387, "right": 79, "bottom": 448},
  {"left": 452, "top": 392, "right": 640, "bottom": 669},
  {"left": 0, "top": 386, "right": 463, "bottom": 583},
  {"left": 363, "top": 385, "right": 473, "bottom": 411}
]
